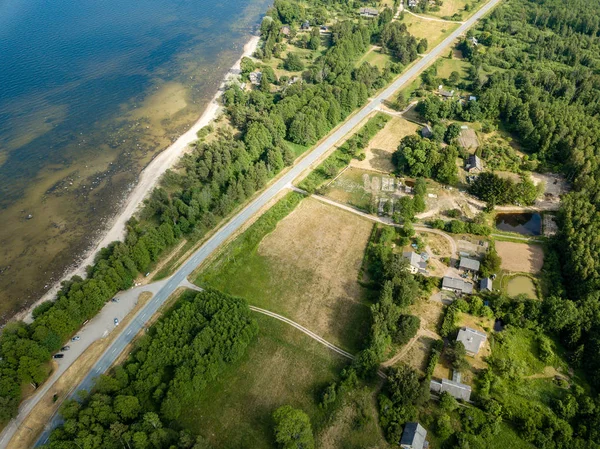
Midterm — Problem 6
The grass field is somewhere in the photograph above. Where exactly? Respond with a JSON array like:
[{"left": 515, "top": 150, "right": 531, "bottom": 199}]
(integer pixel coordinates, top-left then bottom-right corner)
[
  {"left": 197, "top": 196, "right": 373, "bottom": 352},
  {"left": 358, "top": 47, "right": 393, "bottom": 69},
  {"left": 351, "top": 115, "right": 419, "bottom": 172},
  {"left": 401, "top": 14, "right": 460, "bottom": 48},
  {"left": 423, "top": 0, "right": 487, "bottom": 19},
  {"left": 178, "top": 313, "right": 348, "bottom": 449},
  {"left": 496, "top": 241, "right": 544, "bottom": 274},
  {"left": 436, "top": 57, "right": 469, "bottom": 80}
]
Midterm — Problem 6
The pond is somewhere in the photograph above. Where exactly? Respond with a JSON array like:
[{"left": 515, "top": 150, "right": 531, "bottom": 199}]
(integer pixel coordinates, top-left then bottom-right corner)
[
  {"left": 506, "top": 276, "right": 537, "bottom": 299},
  {"left": 496, "top": 213, "right": 542, "bottom": 236}
]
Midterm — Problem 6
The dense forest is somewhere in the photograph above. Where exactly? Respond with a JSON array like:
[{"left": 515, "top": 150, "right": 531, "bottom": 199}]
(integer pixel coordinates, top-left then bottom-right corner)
[
  {"left": 0, "top": 0, "right": 417, "bottom": 433},
  {"left": 43, "top": 289, "right": 257, "bottom": 448},
  {"left": 462, "top": 0, "right": 600, "bottom": 392}
]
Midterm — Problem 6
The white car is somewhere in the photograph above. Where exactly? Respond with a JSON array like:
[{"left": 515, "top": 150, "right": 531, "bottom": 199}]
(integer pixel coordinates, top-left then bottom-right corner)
[
  {"left": 72, "top": 336, "right": 80, "bottom": 341},
  {"left": 114, "top": 318, "right": 119, "bottom": 326}
]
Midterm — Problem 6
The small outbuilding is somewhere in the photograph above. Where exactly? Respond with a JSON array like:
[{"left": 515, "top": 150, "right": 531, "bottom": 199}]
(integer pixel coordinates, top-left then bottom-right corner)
[
  {"left": 480, "top": 277, "right": 493, "bottom": 292},
  {"left": 459, "top": 257, "right": 480, "bottom": 273},
  {"left": 280, "top": 25, "right": 291, "bottom": 36},
  {"left": 430, "top": 377, "right": 472, "bottom": 401},
  {"left": 301, "top": 20, "right": 310, "bottom": 30},
  {"left": 457, "top": 326, "right": 487, "bottom": 356},
  {"left": 359, "top": 7, "right": 380, "bottom": 18},
  {"left": 466, "top": 154, "right": 483, "bottom": 173},
  {"left": 400, "top": 422, "right": 428, "bottom": 449},
  {"left": 248, "top": 71, "right": 263, "bottom": 85},
  {"left": 421, "top": 124, "right": 433, "bottom": 138}
]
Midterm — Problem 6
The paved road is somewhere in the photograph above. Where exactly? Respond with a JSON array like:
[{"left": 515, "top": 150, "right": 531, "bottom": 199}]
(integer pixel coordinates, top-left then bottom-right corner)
[{"left": 1, "top": 1, "right": 500, "bottom": 446}]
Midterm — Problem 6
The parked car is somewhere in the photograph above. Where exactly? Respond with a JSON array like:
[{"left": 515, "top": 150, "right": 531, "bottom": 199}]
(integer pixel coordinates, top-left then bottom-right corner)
[
  {"left": 61, "top": 345, "right": 70, "bottom": 351},
  {"left": 114, "top": 318, "right": 119, "bottom": 326},
  {"left": 53, "top": 354, "right": 64, "bottom": 359},
  {"left": 111, "top": 297, "right": 119, "bottom": 303},
  {"left": 71, "top": 335, "right": 80, "bottom": 341}
]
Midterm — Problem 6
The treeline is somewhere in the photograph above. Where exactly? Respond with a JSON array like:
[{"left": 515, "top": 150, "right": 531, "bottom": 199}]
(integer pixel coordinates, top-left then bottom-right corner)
[
  {"left": 468, "top": 172, "right": 541, "bottom": 207},
  {"left": 299, "top": 113, "right": 390, "bottom": 192},
  {"left": 462, "top": 0, "right": 600, "bottom": 392},
  {"left": 352, "top": 225, "right": 422, "bottom": 378},
  {"left": 43, "top": 290, "right": 257, "bottom": 448},
  {"left": 0, "top": 0, "right": 415, "bottom": 423}
]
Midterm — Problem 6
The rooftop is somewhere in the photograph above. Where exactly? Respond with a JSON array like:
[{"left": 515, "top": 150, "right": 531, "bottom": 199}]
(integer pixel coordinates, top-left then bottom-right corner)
[
  {"left": 457, "top": 327, "right": 487, "bottom": 355},
  {"left": 400, "top": 422, "right": 427, "bottom": 449},
  {"left": 403, "top": 251, "right": 427, "bottom": 270},
  {"left": 442, "top": 276, "right": 473, "bottom": 294},
  {"left": 480, "top": 277, "right": 493, "bottom": 291},
  {"left": 459, "top": 257, "right": 480, "bottom": 271}
]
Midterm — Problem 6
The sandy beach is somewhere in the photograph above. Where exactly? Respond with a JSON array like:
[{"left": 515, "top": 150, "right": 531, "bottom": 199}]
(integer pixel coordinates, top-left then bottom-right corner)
[{"left": 16, "top": 35, "right": 261, "bottom": 324}]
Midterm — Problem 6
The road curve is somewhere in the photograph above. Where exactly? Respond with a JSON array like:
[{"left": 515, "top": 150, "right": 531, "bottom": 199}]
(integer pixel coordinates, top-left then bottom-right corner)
[{"left": 9, "top": 1, "right": 501, "bottom": 446}]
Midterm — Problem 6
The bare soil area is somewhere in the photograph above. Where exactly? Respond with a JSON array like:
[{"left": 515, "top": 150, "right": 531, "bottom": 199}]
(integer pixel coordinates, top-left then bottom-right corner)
[{"left": 496, "top": 241, "right": 544, "bottom": 274}]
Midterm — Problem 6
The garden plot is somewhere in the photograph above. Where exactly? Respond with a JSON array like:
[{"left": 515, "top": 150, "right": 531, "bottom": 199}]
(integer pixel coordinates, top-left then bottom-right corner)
[{"left": 496, "top": 241, "right": 544, "bottom": 274}]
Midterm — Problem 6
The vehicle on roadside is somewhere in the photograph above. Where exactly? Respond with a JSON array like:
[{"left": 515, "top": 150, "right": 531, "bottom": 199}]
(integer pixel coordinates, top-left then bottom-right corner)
[
  {"left": 72, "top": 335, "right": 80, "bottom": 341},
  {"left": 61, "top": 345, "right": 70, "bottom": 351},
  {"left": 111, "top": 297, "right": 119, "bottom": 303},
  {"left": 114, "top": 318, "right": 119, "bottom": 326},
  {"left": 53, "top": 354, "right": 64, "bottom": 359}
]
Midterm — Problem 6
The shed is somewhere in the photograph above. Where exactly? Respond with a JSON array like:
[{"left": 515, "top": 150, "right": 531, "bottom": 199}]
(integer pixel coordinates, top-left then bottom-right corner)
[
  {"left": 441, "top": 378, "right": 472, "bottom": 401},
  {"left": 459, "top": 257, "right": 480, "bottom": 273},
  {"left": 359, "top": 7, "right": 380, "bottom": 17},
  {"left": 400, "top": 422, "right": 428, "bottom": 449},
  {"left": 466, "top": 154, "right": 483, "bottom": 173},
  {"left": 421, "top": 124, "right": 433, "bottom": 138},
  {"left": 480, "top": 277, "right": 493, "bottom": 292},
  {"left": 457, "top": 327, "right": 487, "bottom": 356},
  {"left": 280, "top": 25, "right": 291, "bottom": 36},
  {"left": 301, "top": 20, "right": 310, "bottom": 30}
]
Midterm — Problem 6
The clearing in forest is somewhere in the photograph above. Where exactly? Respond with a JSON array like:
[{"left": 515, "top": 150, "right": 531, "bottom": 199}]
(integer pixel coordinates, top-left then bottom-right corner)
[
  {"left": 198, "top": 196, "right": 373, "bottom": 352},
  {"left": 496, "top": 241, "right": 544, "bottom": 274},
  {"left": 351, "top": 115, "right": 419, "bottom": 172},
  {"left": 401, "top": 13, "right": 460, "bottom": 48}
]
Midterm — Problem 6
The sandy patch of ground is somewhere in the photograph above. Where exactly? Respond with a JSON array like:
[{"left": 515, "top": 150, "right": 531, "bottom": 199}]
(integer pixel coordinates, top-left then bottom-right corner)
[
  {"left": 457, "top": 127, "right": 479, "bottom": 150},
  {"left": 496, "top": 241, "right": 544, "bottom": 274},
  {"left": 351, "top": 116, "right": 419, "bottom": 172}
]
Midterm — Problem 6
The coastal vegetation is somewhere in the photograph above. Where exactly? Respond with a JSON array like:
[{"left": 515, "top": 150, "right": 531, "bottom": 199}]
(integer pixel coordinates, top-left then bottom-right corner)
[{"left": 0, "top": 0, "right": 416, "bottom": 426}]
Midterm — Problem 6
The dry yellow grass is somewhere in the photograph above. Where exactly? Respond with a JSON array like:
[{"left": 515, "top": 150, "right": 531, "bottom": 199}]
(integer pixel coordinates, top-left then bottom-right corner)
[
  {"left": 351, "top": 116, "right": 419, "bottom": 172},
  {"left": 401, "top": 14, "right": 460, "bottom": 48},
  {"left": 496, "top": 241, "right": 544, "bottom": 274},
  {"left": 7, "top": 291, "right": 154, "bottom": 449}
]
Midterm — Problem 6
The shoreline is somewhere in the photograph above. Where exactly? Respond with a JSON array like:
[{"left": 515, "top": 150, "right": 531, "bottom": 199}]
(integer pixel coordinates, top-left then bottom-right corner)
[{"left": 14, "top": 34, "right": 261, "bottom": 324}]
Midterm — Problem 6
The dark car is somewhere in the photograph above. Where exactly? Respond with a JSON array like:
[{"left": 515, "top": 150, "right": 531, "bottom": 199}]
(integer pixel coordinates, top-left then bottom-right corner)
[
  {"left": 61, "top": 345, "right": 70, "bottom": 351},
  {"left": 53, "top": 354, "right": 64, "bottom": 359}
]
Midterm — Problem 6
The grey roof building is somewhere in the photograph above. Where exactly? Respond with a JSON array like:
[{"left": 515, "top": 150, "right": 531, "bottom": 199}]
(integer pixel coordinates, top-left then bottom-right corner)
[
  {"left": 403, "top": 251, "right": 427, "bottom": 274},
  {"left": 430, "top": 377, "right": 472, "bottom": 402},
  {"left": 359, "top": 7, "right": 379, "bottom": 17},
  {"left": 459, "top": 257, "right": 480, "bottom": 272},
  {"left": 421, "top": 124, "right": 433, "bottom": 138},
  {"left": 457, "top": 327, "right": 487, "bottom": 356},
  {"left": 466, "top": 154, "right": 483, "bottom": 172},
  {"left": 400, "top": 422, "right": 428, "bottom": 449},
  {"left": 480, "top": 277, "right": 493, "bottom": 292},
  {"left": 442, "top": 276, "right": 473, "bottom": 295}
]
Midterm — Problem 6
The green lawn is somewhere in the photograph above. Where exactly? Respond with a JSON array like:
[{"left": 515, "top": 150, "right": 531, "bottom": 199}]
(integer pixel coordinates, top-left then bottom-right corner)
[
  {"left": 178, "top": 313, "right": 348, "bottom": 449},
  {"left": 436, "top": 57, "right": 469, "bottom": 80}
]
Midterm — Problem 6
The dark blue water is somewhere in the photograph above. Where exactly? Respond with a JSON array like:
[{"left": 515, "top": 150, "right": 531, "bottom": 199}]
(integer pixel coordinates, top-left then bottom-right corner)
[
  {"left": 0, "top": 0, "right": 269, "bottom": 320},
  {"left": 495, "top": 213, "right": 542, "bottom": 236}
]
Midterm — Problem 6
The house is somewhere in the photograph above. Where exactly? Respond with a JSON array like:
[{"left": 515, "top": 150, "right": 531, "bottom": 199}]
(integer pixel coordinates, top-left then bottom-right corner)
[
  {"left": 480, "top": 277, "right": 493, "bottom": 292},
  {"left": 457, "top": 327, "right": 488, "bottom": 356},
  {"left": 442, "top": 276, "right": 473, "bottom": 295},
  {"left": 430, "top": 377, "right": 472, "bottom": 401},
  {"left": 287, "top": 76, "right": 301, "bottom": 85},
  {"left": 466, "top": 154, "right": 483, "bottom": 173},
  {"left": 301, "top": 20, "right": 310, "bottom": 30},
  {"left": 248, "top": 71, "right": 262, "bottom": 85},
  {"left": 403, "top": 251, "right": 427, "bottom": 274},
  {"left": 407, "top": 0, "right": 419, "bottom": 7},
  {"left": 459, "top": 257, "right": 480, "bottom": 273},
  {"left": 280, "top": 25, "right": 291, "bottom": 37},
  {"left": 468, "top": 36, "right": 479, "bottom": 46},
  {"left": 469, "top": 95, "right": 477, "bottom": 101},
  {"left": 421, "top": 124, "right": 433, "bottom": 138},
  {"left": 359, "top": 7, "right": 380, "bottom": 18},
  {"left": 400, "top": 422, "right": 428, "bottom": 449},
  {"left": 438, "top": 85, "right": 455, "bottom": 98}
]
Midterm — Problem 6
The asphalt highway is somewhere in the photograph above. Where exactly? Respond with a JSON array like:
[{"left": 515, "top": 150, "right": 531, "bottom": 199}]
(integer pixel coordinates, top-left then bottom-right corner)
[{"left": 3, "top": 1, "right": 502, "bottom": 445}]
